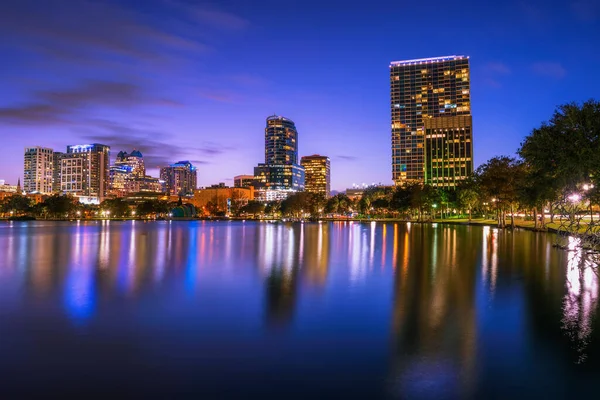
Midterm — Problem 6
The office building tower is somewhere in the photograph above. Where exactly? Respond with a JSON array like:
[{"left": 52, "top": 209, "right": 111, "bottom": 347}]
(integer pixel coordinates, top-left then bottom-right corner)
[
  {"left": 390, "top": 55, "right": 473, "bottom": 187},
  {"left": 52, "top": 152, "right": 64, "bottom": 193},
  {"left": 301, "top": 154, "right": 330, "bottom": 197},
  {"left": 115, "top": 150, "right": 145, "bottom": 178},
  {"left": 160, "top": 161, "right": 197, "bottom": 196},
  {"left": 60, "top": 144, "right": 110, "bottom": 203},
  {"left": 234, "top": 175, "right": 255, "bottom": 188},
  {"left": 23, "top": 146, "right": 54, "bottom": 194},
  {"left": 254, "top": 115, "right": 305, "bottom": 195}
]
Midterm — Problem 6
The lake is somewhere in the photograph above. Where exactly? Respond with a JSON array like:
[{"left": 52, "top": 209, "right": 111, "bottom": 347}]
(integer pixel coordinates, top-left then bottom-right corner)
[{"left": 0, "top": 220, "right": 598, "bottom": 398}]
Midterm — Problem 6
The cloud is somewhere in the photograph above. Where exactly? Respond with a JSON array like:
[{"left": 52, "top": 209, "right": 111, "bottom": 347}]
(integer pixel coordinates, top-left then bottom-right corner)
[
  {"left": 199, "top": 142, "right": 237, "bottom": 156},
  {"left": 164, "top": 0, "right": 250, "bottom": 30},
  {"left": 336, "top": 155, "right": 358, "bottom": 161},
  {"left": 191, "top": 9, "right": 250, "bottom": 30},
  {"left": 0, "top": 104, "right": 70, "bottom": 125},
  {"left": 199, "top": 89, "right": 240, "bottom": 103},
  {"left": 0, "top": 0, "right": 249, "bottom": 70},
  {"left": 0, "top": 80, "right": 181, "bottom": 125},
  {"left": 532, "top": 62, "right": 567, "bottom": 79},
  {"left": 76, "top": 121, "right": 236, "bottom": 169},
  {"left": 485, "top": 62, "right": 511, "bottom": 75}
]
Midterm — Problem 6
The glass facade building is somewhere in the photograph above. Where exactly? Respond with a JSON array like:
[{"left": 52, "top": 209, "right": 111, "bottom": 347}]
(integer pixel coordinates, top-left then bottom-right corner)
[
  {"left": 254, "top": 115, "right": 305, "bottom": 194},
  {"left": 390, "top": 55, "right": 473, "bottom": 186},
  {"left": 300, "top": 154, "right": 330, "bottom": 197}
]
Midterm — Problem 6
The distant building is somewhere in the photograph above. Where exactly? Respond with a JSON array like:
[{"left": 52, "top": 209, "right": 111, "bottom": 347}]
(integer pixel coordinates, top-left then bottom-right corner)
[
  {"left": 255, "top": 189, "right": 297, "bottom": 202},
  {"left": 109, "top": 150, "right": 161, "bottom": 196},
  {"left": 160, "top": 160, "right": 197, "bottom": 196},
  {"left": 52, "top": 152, "right": 65, "bottom": 193},
  {"left": 345, "top": 188, "right": 365, "bottom": 201},
  {"left": 193, "top": 186, "right": 254, "bottom": 214},
  {"left": 253, "top": 115, "right": 305, "bottom": 199},
  {"left": 24, "top": 146, "right": 54, "bottom": 194},
  {"left": 115, "top": 150, "right": 145, "bottom": 178},
  {"left": 390, "top": 55, "right": 473, "bottom": 186},
  {"left": 60, "top": 144, "right": 110, "bottom": 203},
  {"left": 234, "top": 175, "right": 255, "bottom": 188},
  {"left": 301, "top": 154, "right": 330, "bottom": 197},
  {"left": 0, "top": 180, "right": 18, "bottom": 203},
  {"left": 0, "top": 180, "right": 18, "bottom": 193},
  {"left": 125, "top": 176, "right": 163, "bottom": 193}
]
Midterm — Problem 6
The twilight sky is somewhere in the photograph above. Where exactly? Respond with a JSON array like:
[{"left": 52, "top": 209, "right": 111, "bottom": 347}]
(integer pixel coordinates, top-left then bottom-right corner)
[{"left": 1, "top": 0, "right": 599, "bottom": 191}]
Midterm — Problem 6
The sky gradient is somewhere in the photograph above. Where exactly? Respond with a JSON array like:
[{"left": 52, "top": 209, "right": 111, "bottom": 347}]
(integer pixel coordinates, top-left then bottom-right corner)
[{"left": 1, "top": 0, "right": 599, "bottom": 191}]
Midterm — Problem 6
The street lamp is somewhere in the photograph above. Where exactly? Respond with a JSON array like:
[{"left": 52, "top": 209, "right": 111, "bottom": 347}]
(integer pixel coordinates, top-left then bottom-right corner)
[{"left": 568, "top": 193, "right": 581, "bottom": 203}]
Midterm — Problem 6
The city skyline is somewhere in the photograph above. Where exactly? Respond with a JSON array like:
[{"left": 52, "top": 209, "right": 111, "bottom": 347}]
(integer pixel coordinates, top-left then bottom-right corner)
[{"left": 1, "top": 0, "right": 599, "bottom": 191}]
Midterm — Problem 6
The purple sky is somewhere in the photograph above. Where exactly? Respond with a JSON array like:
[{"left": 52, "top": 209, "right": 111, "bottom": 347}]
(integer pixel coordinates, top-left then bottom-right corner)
[{"left": 1, "top": 0, "right": 599, "bottom": 191}]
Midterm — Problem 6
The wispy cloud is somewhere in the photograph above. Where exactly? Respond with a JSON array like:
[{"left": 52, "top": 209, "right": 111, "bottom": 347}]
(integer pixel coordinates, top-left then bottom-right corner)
[
  {"left": 78, "top": 120, "right": 230, "bottom": 168},
  {"left": 0, "top": 80, "right": 180, "bottom": 125},
  {"left": 336, "top": 155, "right": 358, "bottom": 161},
  {"left": 532, "top": 62, "right": 567, "bottom": 79},
  {"left": 0, "top": 0, "right": 208, "bottom": 65}
]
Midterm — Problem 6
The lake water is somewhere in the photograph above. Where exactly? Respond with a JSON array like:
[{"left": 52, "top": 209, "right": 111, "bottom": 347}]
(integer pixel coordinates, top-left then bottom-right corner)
[{"left": 0, "top": 220, "right": 598, "bottom": 398}]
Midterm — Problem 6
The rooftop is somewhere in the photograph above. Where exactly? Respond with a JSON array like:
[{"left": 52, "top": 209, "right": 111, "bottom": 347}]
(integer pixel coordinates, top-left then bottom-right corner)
[{"left": 390, "top": 55, "right": 468, "bottom": 67}]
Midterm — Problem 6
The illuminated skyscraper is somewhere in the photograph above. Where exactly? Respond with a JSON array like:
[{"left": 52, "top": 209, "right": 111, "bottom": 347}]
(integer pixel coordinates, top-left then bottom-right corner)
[
  {"left": 160, "top": 161, "right": 197, "bottom": 196},
  {"left": 254, "top": 115, "right": 305, "bottom": 194},
  {"left": 115, "top": 150, "right": 145, "bottom": 178},
  {"left": 23, "top": 146, "right": 54, "bottom": 194},
  {"left": 60, "top": 144, "right": 110, "bottom": 203},
  {"left": 301, "top": 154, "right": 330, "bottom": 197},
  {"left": 390, "top": 55, "right": 473, "bottom": 187}
]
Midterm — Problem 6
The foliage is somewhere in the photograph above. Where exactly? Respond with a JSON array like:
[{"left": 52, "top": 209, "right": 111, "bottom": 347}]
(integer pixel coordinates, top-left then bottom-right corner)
[
  {"left": 136, "top": 200, "right": 170, "bottom": 217},
  {"left": 1, "top": 195, "right": 32, "bottom": 215},
  {"left": 100, "top": 198, "right": 131, "bottom": 217},
  {"left": 42, "top": 194, "right": 77, "bottom": 218}
]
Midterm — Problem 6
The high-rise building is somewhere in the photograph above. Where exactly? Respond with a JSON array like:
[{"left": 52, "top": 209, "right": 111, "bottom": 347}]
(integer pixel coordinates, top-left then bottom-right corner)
[
  {"left": 254, "top": 115, "right": 305, "bottom": 196},
  {"left": 60, "top": 144, "right": 110, "bottom": 203},
  {"left": 390, "top": 55, "right": 473, "bottom": 187},
  {"left": 108, "top": 149, "right": 158, "bottom": 196},
  {"left": 23, "top": 146, "right": 54, "bottom": 194},
  {"left": 160, "top": 161, "right": 197, "bottom": 196},
  {"left": 301, "top": 154, "right": 330, "bottom": 197},
  {"left": 52, "top": 152, "right": 64, "bottom": 193},
  {"left": 265, "top": 115, "right": 298, "bottom": 165},
  {"left": 115, "top": 150, "right": 145, "bottom": 178},
  {"left": 234, "top": 175, "right": 255, "bottom": 188}
]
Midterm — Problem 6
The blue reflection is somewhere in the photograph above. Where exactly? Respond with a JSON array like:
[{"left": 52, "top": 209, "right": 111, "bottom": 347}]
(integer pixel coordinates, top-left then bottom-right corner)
[{"left": 64, "top": 266, "right": 95, "bottom": 324}]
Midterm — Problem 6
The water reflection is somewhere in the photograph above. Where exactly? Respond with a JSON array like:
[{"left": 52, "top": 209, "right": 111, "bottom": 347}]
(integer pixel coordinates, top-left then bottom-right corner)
[
  {"left": 0, "top": 221, "right": 599, "bottom": 397},
  {"left": 389, "top": 224, "right": 478, "bottom": 399},
  {"left": 562, "top": 237, "right": 599, "bottom": 363}
]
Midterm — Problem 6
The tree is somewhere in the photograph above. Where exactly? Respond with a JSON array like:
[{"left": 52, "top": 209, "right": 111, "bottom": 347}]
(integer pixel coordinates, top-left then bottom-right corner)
[
  {"left": 240, "top": 201, "right": 265, "bottom": 217},
  {"left": 43, "top": 194, "right": 77, "bottom": 218},
  {"left": 456, "top": 179, "right": 480, "bottom": 221},
  {"left": 136, "top": 200, "right": 169, "bottom": 218},
  {"left": 476, "top": 156, "right": 525, "bottom": 228},
  {"left": 1, "top": 195, "right": 32, "bottom": 215},
  {"left": 520, "top": 100, "right": 600, "bottom": 192},
  {"left": 100, "top": 198, "right": 131, "bottom": 217}
]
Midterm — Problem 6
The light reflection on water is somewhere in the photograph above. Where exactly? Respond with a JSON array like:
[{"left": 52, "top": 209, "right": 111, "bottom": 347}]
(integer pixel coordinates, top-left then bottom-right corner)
[{"left": 0, "top": 221, "right": 598, "bottom": 398}]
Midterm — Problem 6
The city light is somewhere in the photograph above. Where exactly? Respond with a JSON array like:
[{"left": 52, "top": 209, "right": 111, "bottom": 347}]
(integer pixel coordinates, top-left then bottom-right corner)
[{"left": 568, "top": 193, "right": 581, "bottom": 203}]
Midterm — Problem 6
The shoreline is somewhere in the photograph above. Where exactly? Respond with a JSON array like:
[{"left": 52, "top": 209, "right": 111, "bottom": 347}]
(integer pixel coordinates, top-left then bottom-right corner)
[{"left": 0, "top": 216, "right": 562, "bottom": 234}]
